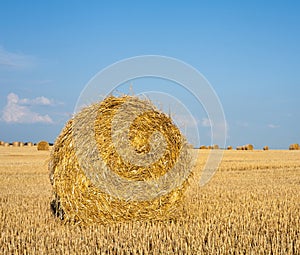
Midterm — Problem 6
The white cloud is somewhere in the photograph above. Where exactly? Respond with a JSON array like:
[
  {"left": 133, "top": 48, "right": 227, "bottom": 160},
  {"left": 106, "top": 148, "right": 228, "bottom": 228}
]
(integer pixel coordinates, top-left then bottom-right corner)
[
  {"left": 1, "top": 93, "right": 53, "bottom": 124},
  {"left": 19, "top": 96, "right": 53, "bottom": 106},
  {"left": 268, "top": 124, "right": 280, "bottom": 129},
  {"left": 0, "top": 46, "right": 36, "bottom": 69},
  {"left": 201, "top": 117, "right": 212, "bottom": 127}
]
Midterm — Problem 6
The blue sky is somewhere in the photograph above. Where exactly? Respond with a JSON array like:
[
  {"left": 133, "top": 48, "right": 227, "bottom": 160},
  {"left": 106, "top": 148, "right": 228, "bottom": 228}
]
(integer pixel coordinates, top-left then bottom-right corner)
[{"left": 0, "top": 1, "right": 299, "bottom": 149}]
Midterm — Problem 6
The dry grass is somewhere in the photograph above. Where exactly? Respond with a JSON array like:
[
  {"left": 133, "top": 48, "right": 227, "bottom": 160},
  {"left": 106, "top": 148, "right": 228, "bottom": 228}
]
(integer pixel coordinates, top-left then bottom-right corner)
[{"left": 0, "top": 147, "right": 299, "bottom": 254}]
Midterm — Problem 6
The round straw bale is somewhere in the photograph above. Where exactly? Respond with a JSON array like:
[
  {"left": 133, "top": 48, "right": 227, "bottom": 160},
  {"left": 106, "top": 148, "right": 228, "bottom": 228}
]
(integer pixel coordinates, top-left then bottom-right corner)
[
  {"left": 199, "top": 145, "right": 207, "bottom": 149},
  {"left": 4, "top": 142, "right": 9, "bottom": 147},
  {"left": 227, "top": 146, "right": 233, "bottom": 150},
  {"left": 49, "top": 95, "right": 193, "bottom": 224},
  {"left": 19, "top": 142, "right": 24, "bottom": 147},
  {"left": 208, "top": 145, "right": 213, "bottom": 149},
  {"left": 26, "top": 142, "right": 33, "bottom": 147},
  {"left": 244, "top": 144, "right": 254, "bottom": 150},
  {"left": 263, "top": 146, "right": 269, "bottom": 150},
  {"left": 236, "top": 146, "right": 242, "bottom": 150},
  {"left": 37, "top": 140, "right": 49, "bottom": 151},
  {"left": 0, "top": 141, "right": 4, "bottom": 146},
  {"left": 213, "top": 144, "right": 219, "bottom": 150},
  {"left": 12, "top": 141, "right": 19, "bottom": 147},
  {"left": 289, "top": 143, "right": 299, "bottom": 150}
]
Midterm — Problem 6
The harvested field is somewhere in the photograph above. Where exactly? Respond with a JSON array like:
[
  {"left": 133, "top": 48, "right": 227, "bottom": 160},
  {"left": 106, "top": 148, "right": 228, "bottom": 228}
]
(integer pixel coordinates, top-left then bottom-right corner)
[{"left": 0, "top": 147, "right": 299, "bottom": 254}]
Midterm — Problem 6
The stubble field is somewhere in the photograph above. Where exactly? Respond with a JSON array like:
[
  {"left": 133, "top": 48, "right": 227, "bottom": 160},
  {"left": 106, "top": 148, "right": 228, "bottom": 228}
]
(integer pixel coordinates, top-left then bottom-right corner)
[{"left": 0, "top": 146, "right": 299, "bottom": 254}]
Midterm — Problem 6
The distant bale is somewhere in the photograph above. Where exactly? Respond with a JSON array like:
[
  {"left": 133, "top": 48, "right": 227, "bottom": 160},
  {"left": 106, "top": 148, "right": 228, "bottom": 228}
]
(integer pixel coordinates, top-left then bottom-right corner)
[
  {"left": 4, "top": 142, "right": 9, "bottom": 147},
  {"left": 12, "top": 141, "right": 20, "bottom": 147},
  {"left": 37, "top": 141, "right": 50, "bottom": 151},
  {"left": 26, "top": 142, "right": 34, "bottom": 147},
  {"left": 0, "top": 141, "right": 4, "bottom": 146},
  {"left": 227, "top": 146, "right": 233, "bottom": 150},
  {"left": 244, "top": 144, "right": 254, "bottom": 150},
  {"left": 208, "top": 145, "right": 213, "bottom": 149},
  {"left": 213, "top": 144, "right": 219, "bottom": 150},
  {"left": 199, "top": 145, "right": 207, "bottom": 149},
  {"left": 263, "top": 146, "right": 269, "bottom": 151},
  {"left": 237, "top": 144, "right": 253, "bottom": 150},
  {"left": 289, "top": 143, "right": 299, "bottom": 150},
  {"left": 19, "top": 142, "right": 24, "bottom": 147}
]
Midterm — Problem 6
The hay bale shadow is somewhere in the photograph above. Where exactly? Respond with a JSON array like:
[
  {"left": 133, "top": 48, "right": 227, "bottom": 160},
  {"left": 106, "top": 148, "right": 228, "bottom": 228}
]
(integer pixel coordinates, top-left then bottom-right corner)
[{"left": 50, "top": 197, "right": 64, "bottom": 220}]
